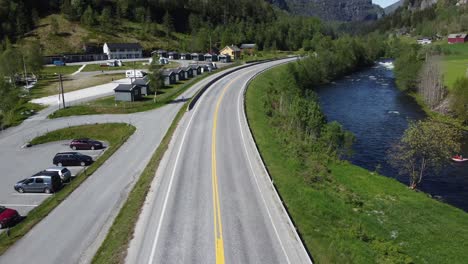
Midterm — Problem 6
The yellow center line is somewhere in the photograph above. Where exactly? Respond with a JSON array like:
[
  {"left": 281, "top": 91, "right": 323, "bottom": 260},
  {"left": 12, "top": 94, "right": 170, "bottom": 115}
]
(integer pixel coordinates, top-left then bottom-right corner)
[{"left": 211, "top": 74, "right": 249, "bottom": 264}]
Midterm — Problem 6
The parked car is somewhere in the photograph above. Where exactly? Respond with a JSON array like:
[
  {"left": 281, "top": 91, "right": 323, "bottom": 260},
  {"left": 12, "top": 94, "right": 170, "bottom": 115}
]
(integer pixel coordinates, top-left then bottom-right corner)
[
  {"left": 53, "top": 152, "right": 93, "bottom": 167},
  {"left": 0, "top": 206, "right": 21, "bottom": 229},
  {"left": 126, "top": 70, "right": 147, "bottom": 78},
  {"left": 70, "top": 138, "right": 103, "bottom": 150},
  {"left": 44, "top": 166, "right": 72, "bottom": 182},
  {"left": 14, "top": 172, "right": 63, "bottom": 194}
]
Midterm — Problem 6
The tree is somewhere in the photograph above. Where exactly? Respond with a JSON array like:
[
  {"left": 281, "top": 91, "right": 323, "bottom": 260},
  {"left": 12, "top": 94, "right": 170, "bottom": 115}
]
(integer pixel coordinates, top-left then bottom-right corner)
[
  {"left": 148, "top": 57, "right": 164, "bottom": 102},
  {"left": 99, "top": 7, "right": 112, "bottom": 29},
  {"left": 450, "top": 77, "right": 468, "bottom": 124},
  {"left": 162, "top": 11, "right": 174, "bottom": 38},
  {"left": 50, "top": 16, "right": 59, "bottom": 35},
  {"left": 23, "top": 41, "right": 43, "bottom": 75},
  {"left": 81, "top": 5, "right": 96, "bottom": 27},
  {"left": 389, "top": 119, "right": 462, "bottom": 189},
  {"left": 0, "top": 78, "right": 20, "bottom": 128}
]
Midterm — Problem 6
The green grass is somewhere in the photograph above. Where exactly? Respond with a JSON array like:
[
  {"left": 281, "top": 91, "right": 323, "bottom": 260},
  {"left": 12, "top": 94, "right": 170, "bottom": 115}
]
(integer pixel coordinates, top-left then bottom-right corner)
[
  {"left": 41, "top": 65, "right": 82, "bottom": 75},
  {"left": 49, "top": 64, "right": 241, "bottom": 118},
  {"left": 439, "top": 43, "right": 468, "bottom": 88},
  {"left": 0, "top": 123, "right": 135, "bottom": 255},
  {"left": 246, "top": 65, "right": 468, "bottom": 263},
  {"left": 92, "top": 102, "right": 188, "bottom": 264},
  {"left": 81, "top": 61, "right": 149, "bottom": 72},
  {"left": 0, "top": 102, "right": 46, "bottom": 129},
  {"left": 81, "top": 61, "right": 180, "bottom": 72},
  {"left": 30, "top": 73, "right": 123, "bottom": 98}
]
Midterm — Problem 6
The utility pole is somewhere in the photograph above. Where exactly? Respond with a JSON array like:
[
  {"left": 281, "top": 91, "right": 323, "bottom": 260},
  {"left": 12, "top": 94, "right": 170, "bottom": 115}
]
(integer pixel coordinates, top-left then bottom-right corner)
[{"left": 59, "top": 74, "right": 65, "bottom": 108}]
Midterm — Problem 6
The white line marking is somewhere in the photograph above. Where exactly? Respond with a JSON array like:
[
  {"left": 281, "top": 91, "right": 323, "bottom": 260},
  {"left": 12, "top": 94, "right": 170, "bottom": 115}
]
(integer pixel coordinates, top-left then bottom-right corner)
[
  {"left": 11, "top": 193, "right": 52, "bottom": 196},
  {"left": 236, "top": 64, "right": 292, "bottom": 264},
  {"left": 71, "top": 64, "right": 87, "bottom": 76},
  {"left": 147, "top": 71, "right": 225, "bottom": 264},
  {"left": 1, "top": 204, "right": 38, "bottom": 207}
]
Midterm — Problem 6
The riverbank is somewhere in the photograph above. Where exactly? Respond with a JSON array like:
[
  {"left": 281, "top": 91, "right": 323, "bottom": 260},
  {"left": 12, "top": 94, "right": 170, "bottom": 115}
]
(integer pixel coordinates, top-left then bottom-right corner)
[{"left": 246, "top": 64, "right": 468, "bottom": 263}]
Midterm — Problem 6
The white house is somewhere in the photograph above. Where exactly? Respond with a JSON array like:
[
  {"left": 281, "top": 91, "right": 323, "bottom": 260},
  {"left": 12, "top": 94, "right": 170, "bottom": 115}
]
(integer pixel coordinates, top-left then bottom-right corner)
[{"left": 103, "top": 43, "right": 143, "bottom": 60}]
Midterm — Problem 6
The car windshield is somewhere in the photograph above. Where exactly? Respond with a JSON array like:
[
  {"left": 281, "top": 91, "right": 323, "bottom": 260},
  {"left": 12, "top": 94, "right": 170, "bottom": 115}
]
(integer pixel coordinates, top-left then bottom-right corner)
[
  {"left": 61, "top": 169, "right": 68, "bottom": 173},
  {"left": 0, "top": 206, "right": 5, "bottom": 213}
]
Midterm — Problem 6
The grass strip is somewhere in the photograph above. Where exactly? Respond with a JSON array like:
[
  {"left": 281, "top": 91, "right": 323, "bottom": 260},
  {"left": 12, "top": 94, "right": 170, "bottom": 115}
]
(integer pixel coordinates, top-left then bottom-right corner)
[
  {"left": 0, "top": 123, "right": 136, "bottom": 255},
  {"left": 49, "top": 63, "right": 242, "bottom": 118},
  {"left": 246, "top": 65, "right": 468, "bottom": 263},
  {"left": 92, "top": 102, "right": 188, "bottom": 264}
]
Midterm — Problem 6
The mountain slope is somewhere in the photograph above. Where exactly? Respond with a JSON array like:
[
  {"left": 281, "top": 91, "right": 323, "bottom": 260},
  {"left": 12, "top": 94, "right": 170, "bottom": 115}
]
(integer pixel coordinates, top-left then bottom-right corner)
[{"left": 269, "top": 0, "right": 384, "bottom": 21}]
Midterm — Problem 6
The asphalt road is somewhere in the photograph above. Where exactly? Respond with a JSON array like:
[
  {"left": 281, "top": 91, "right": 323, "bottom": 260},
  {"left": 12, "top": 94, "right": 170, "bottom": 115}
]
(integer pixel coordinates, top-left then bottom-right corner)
[
  {"left": 127, "top": 59, "right": 312, "bottom": 263},
  {"left": 0, "top": 65, "right": 250, "bottom": 264}
]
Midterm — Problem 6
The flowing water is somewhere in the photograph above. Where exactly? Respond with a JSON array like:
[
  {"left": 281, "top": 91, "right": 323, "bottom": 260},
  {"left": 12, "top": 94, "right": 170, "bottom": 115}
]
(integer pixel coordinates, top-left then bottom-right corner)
[{"left": 316, "top": 62, "right": 468, "bottom": 212}]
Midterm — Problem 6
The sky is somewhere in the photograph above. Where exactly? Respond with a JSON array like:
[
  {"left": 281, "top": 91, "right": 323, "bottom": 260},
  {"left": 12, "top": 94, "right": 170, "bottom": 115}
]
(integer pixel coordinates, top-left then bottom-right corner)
[{"left": 373, "top": 0, "right": 401, "bottom": 8}]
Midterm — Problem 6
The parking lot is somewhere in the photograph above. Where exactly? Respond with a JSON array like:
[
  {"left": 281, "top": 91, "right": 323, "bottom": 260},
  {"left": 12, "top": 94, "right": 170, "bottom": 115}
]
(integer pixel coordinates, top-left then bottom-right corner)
[{"left": 0, "top": 140, "right": 107, "bottom": 217}]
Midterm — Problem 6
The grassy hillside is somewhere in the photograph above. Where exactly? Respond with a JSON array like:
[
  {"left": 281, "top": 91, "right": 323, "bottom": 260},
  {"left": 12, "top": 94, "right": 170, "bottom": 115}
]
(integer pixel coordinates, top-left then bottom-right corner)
[
  {"left": 246, "top": 65, "right": 468, "bottom": 263},
  {"left": 19, "top": 14, "right": 189, "bottom": 55}
]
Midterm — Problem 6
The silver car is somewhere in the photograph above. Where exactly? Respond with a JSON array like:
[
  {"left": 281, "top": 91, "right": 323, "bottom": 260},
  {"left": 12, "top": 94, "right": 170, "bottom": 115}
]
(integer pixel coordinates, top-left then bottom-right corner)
[{"left": 44, "top": 167, "right": 72, "bottom": 182}]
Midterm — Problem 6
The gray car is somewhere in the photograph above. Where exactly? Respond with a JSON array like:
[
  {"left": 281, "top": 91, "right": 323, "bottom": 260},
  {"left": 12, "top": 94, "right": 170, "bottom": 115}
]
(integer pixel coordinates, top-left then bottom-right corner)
[
  {"left": 14, "top": 172, "right": 63, "bottom": 194},
  {"left": 44, "top": 167, "right": 72, "bottom": 182}
]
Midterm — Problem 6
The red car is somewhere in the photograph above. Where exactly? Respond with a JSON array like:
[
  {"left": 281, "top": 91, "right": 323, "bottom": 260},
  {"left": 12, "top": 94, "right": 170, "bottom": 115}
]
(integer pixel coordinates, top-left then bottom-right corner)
[
  {"left": 0, "top": 206, "right": 20, "bottom": 229},
  {"left": 69, "top": 138, "right": 103, "bottom": 150}
]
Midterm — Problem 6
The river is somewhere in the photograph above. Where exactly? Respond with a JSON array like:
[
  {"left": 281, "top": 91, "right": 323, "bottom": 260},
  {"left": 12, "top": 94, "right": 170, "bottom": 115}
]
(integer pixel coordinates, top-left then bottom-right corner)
[{"left": 316, "top": 62, "right": 468, "bottom": 212}]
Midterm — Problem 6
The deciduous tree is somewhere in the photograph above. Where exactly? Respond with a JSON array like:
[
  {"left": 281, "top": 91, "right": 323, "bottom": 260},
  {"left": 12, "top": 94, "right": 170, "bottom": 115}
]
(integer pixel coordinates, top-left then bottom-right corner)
[{"left": 389, "top": 119, "right": 462, "bottom": 189}]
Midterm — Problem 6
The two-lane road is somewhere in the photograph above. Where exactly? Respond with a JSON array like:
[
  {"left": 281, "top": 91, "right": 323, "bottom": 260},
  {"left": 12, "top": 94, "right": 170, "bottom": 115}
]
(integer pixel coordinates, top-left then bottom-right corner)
[{"left": 127, "top": 59, "right": 311, "bottom": 263}]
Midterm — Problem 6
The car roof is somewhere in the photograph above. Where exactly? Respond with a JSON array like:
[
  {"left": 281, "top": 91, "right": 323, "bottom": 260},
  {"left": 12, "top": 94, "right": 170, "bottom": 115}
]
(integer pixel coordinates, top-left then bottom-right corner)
[
  {"left": 56, "top": 152, "right": 79, "bottom": 155},
  {"left": 45, "top": 166, "right": 68, "bottom": 171},
  {"left": 33, "top": 171, "right": 60, "bottom": 177}
]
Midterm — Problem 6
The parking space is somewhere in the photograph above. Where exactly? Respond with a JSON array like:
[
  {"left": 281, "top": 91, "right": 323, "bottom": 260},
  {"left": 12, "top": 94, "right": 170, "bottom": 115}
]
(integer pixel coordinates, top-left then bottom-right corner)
[{"left": 0, "top": 140, "right": 108, "bottom": 221}]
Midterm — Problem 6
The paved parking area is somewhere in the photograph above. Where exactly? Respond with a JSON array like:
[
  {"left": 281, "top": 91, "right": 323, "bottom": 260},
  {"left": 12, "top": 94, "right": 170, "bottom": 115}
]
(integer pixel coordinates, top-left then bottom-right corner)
[{"left": 0, "top": 140, "right": 107, "bottom": 217}]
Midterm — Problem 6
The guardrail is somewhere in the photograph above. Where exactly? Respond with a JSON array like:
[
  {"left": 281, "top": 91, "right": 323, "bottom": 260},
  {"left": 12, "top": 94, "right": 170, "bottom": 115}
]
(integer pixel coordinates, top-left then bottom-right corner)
[{"left": 186, "top": 59, "right": 283, "bottom": 111}]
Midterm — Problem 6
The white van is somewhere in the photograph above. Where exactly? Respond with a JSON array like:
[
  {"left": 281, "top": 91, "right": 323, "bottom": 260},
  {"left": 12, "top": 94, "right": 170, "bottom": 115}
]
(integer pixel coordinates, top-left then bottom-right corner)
[{"left": 126, "top": 70, "right": 147, "bottom": 78}]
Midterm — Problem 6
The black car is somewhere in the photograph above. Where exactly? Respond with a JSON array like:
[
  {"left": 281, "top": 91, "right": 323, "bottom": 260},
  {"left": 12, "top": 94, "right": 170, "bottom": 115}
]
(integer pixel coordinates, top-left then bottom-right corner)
[
  {"left": 53, "top": 152, "right": 93, "bottom": 167},
  {"left": 70, "top": 138, "right": 103, "bottom": 150},
  {"left": 14, "top": 172, "right": 63, "bottom": 194}
]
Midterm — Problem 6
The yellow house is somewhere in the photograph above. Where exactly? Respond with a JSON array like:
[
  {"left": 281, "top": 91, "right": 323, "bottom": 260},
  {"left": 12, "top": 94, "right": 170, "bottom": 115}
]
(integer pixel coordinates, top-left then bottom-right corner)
[{"left": 219, "top": 45, "right": 241, "bottom": 60}]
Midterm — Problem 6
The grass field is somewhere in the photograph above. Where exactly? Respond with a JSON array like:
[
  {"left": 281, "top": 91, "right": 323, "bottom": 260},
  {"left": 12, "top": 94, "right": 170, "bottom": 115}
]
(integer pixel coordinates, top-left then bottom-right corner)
[
  {"left": 41, "top": 65, "right": 82, "bottom": 75},
  {"left": 30, "top": 73, "right": 123, "bottom": 98},
  {"left": 246, "top": 65, "right": 468, "bottom": 263},
  {"left": 0, "top": 123, "right": 135, "bottom": 255},
  {"left": 440, "top": 43, "right": 468, "bottom": 88}
]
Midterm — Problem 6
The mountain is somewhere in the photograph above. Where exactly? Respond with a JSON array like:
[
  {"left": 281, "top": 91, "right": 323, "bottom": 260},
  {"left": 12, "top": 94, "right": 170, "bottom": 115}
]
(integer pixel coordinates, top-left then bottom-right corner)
[
  {"left": 268, "top": 0, "right": 384, "bottom": 21},
  {"left": 384, "top": 0, "right": 405, "bottom": 14}
]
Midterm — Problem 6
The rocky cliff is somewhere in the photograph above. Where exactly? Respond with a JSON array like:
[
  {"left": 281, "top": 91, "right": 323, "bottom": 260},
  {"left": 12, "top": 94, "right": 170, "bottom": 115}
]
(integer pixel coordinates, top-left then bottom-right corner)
[{"left": 268, "top": 0, "right": 384, "bottom": 21}]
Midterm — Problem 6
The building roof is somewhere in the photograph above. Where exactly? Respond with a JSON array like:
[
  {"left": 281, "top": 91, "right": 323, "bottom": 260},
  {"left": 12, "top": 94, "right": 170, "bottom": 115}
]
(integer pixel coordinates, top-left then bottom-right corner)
[
  {"left": 204, "top": 53, "right": 213, "bottom": 57},
  {"left": 162, "top": 70, "right": 176, "bottom": 76},
  {"left": 168, "top": 51, "right": 179, "bottom": 55},
  {"left": 240, "top": 43, "right": 257, "bottom": 49},
  {"left": 114, "top": 84, "right": 137, "bottom": 92},
  {"left": 132, "top": 78, "right": 150, "bottom": 86},
  {"left": 222, "top": 45, "right": 240, "bottom": 52},
  {"left": 190, "top": 65, "right": 202, "bottom": 69},
  {"left": 106, "top": 43, "right": 142, "bottom": 50},
  {"left": 218, "top": 54, "right": 231, "bottom": 58},
  {"left": 448, "top": 33, "right": 467, "bottom": 38},
  {"left": 182, "top": 66, "right": 194, "bottom": 71}
]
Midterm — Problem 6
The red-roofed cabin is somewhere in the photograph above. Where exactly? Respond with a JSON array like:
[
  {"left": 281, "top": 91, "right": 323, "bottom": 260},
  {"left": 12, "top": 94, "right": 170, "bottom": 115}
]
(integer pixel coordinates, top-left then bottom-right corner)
[{"left": 448, "top": 33, "right": 468, "bottom": 44}]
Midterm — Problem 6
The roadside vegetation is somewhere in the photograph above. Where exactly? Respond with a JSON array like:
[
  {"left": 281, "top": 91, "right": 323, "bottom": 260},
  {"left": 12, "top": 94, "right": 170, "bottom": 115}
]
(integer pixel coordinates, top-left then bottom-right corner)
[
  {"left": 31, "top": 73, "right": 123, "bottom": 98},
  {"left": 92, "top": 102, "right": 188, "bottom": 264},
  {"left": 246, "top": 64, "right": 468, "bottom": 263},
  {"left": 0, "top": 123, "right": 135, "bottom": 255},
  {"left": 49, "top": 63, "right": 240, "bottom": 118}
]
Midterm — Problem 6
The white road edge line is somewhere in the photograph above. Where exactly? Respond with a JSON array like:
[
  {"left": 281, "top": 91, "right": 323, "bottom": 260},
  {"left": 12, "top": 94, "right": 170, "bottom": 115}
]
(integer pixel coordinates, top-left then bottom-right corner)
[
  {"left": 1, "top": 204, "right": 38, "bottom": 207},
  {"left": 237, "top": 65, "right": 291, "bottom": 264},
  {"left": 237, "top": 59, "right": 312, "bottom": 264},
  {"left": 71, "top": 64, "right": 87, "bottom": 76},
  {"left": 147, "top": 70, "right": 221, "bottom": 264}
]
